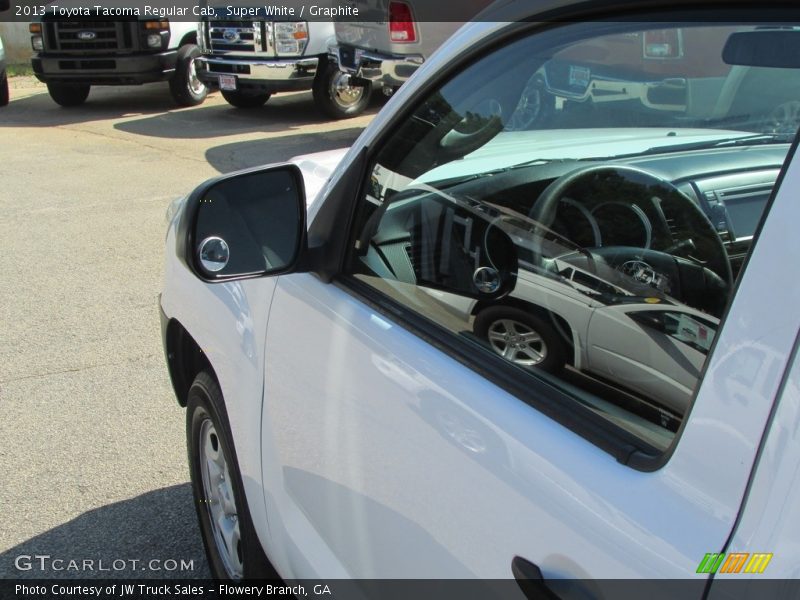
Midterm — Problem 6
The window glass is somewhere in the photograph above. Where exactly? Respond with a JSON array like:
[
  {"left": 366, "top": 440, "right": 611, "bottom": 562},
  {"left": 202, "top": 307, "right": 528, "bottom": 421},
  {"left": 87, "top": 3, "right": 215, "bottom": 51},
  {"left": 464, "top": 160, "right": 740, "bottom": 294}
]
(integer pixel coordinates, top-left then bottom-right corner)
[{"left": 347, "top": 21, "right": 800, "bottom": 452}]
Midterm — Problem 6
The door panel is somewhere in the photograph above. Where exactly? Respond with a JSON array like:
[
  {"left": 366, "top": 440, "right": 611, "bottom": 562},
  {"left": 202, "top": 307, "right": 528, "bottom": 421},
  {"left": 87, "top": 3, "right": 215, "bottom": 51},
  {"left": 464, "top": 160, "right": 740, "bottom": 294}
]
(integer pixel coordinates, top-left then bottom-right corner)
[{"left": 261, "top": 273, "right": 739, "bottom": 583}]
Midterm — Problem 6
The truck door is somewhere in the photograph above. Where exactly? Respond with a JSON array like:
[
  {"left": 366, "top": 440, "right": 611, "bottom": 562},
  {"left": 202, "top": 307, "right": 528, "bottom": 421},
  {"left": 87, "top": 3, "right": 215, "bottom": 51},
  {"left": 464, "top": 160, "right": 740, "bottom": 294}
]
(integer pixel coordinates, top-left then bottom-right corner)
[{"left": 259, "top": 11, "right": 800, "bottom": 591}]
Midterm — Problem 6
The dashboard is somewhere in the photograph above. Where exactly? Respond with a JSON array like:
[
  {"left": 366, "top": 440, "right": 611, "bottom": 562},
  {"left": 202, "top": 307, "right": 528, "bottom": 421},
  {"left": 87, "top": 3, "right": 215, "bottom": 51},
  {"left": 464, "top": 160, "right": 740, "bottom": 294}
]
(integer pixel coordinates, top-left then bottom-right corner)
[{"left": 444, "top": 144, "right": 788, "bottom": 280}]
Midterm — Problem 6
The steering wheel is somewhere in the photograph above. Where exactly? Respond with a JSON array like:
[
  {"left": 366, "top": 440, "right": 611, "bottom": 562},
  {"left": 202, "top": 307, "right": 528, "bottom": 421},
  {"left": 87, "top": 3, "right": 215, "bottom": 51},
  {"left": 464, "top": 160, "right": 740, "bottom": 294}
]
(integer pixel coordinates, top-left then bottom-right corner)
[{"left": 529, "top": 164, "right": 733, "bottom": 315}]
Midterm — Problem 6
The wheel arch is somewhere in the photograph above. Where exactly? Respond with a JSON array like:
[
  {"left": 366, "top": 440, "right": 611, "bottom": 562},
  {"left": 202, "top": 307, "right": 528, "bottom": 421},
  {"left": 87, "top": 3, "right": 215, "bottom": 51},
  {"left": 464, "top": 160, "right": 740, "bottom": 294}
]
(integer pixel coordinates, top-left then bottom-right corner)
[
  {"left": 473, "top": 297, "right": 577, "bottom": 366},
  {"left": 164, "top": 318, "right": 218, "bottom": 407},
  {"left": 178, "top": 32, "right": 197, "bottom": 47}
]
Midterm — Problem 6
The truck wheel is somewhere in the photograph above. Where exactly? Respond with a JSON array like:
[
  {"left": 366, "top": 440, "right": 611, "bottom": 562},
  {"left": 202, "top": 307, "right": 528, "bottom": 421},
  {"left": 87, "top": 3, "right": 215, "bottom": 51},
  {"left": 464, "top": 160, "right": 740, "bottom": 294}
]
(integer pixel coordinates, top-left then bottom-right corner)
[
  {"left": 474, "top": 306, "right": 567, "bottom": 374},
  {"left": 47, "top": 83, "right": 90, "bottom": 107},
  {"left": 220, "top": 90, "right": 271, "bottom": 109},
  {"left": 312, "top": 61, "right": 371, "bottom": 119},
  {"left": 187, "top": 372, "right": 277, "bottom": 580},
  {"left": 170, "top": 44, "right": 208, "bottom": 107},
  {"left": 0, "top": 72, "right": 8, "bottom": 107}
]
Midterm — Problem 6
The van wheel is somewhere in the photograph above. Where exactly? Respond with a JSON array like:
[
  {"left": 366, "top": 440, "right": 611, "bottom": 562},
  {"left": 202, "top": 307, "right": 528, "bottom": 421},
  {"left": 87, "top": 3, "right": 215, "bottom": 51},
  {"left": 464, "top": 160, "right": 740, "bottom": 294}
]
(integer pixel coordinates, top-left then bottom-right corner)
[
  {"left": 186, "top": 372, "right": 276, "bottom": 580},
  {"left": 0, "top": 73, "right": 9, "bottom": 107},
  {"left": 170, "top": 44, "right": 208, "bottom": 107},
  {"left": 220, "top": 90, "right": 271, "bottom": 109},
  {"left": 47, "top": 83, "right": 90, "bottom": 107},
  {"left": 474, "top": 306, "right": 566, "bottom": 373},
  {"left": 313, "top": 61, "right": 371, "bottom": 119}
]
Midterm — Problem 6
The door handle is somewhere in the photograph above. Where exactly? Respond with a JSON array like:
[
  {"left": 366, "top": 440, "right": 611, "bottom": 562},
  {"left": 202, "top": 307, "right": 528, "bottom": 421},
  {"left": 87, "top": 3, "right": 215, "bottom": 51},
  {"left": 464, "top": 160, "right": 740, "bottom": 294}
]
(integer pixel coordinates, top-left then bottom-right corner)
[{"left": 512, "top": 556, "right": 561, "bottom": 600}]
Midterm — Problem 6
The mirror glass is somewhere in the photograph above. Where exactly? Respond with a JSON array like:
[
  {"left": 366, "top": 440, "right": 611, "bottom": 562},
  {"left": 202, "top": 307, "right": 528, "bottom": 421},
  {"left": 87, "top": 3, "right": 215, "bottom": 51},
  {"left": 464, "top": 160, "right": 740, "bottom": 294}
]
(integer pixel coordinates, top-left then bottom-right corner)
[{"left": 193, "top": 168, "right": 304, "bottom": 278}]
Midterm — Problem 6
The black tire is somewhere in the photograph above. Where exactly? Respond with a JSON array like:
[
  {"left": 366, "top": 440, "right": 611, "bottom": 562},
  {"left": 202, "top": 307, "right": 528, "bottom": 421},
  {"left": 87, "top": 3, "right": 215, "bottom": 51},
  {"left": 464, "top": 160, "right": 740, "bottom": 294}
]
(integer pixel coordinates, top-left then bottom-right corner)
[
  {"left": 186, "top": 372, "right": 276, "bottom": 580},
  {"left": 0, "top": 73, "right": 8, "bottom": 107},
  {"left": 473, "top": 306, "right": 567, "bottom": 374},
  {"left": 47, "top": 82, "right": 90, "bottom": 107},
  {"left": 170, "top": 44, "right": 208, "bottom": 107},
  {"left": 312, "top": 60, "right": 372, "bottom": 119},
  {"left": 220, "top": 89, "right": 271, "bottom": 109}
]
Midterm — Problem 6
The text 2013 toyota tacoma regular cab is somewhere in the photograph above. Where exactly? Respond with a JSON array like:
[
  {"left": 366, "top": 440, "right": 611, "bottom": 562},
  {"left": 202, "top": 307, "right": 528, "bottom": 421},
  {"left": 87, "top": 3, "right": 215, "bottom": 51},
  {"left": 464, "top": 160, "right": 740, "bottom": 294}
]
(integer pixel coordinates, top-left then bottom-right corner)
[
  {"left": 196, "top": 13, "right": 370, "bottom": 118},
  {"left": 30, "top": 15, "right": 206, "bottom": 107},
  {"left": 161, "top": 0, "right": 800, "bottom": 592}
]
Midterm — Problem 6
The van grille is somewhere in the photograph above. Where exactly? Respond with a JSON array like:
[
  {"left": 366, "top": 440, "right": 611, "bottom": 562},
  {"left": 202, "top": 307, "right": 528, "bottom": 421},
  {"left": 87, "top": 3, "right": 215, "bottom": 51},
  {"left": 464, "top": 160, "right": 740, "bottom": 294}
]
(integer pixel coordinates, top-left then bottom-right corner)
[
  {"left": 43, "top": 20, "right": 136, "bottom": 53},
  {"left": 205, "top": 21, "right": 266, "bottom": 53}
]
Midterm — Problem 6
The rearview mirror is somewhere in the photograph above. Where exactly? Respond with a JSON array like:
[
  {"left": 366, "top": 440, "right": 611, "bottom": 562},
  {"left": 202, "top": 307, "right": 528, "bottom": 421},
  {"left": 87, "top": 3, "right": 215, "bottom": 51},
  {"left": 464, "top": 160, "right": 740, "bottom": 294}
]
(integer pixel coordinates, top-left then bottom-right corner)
[
  {"left": 723, "top": 29, "right": 800, "bottom": 69},
  {"left": 178, "top": 164, "right": 306, "bottom": 281}
]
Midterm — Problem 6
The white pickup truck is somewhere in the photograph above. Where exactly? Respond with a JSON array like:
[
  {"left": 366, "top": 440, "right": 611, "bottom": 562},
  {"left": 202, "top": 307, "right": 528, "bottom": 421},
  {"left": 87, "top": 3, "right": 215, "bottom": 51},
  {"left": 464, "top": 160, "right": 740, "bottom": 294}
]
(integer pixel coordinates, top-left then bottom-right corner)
[
  {"left": 196, "top": 13, "right": 369, "bottom": 118},
  {"left": 161, "top": 0, "right": 800, "bottom": 592},
  {"left": 30, "top": 15, "right": 206, "bottom": 107},
  {"left": 331, "top": 0, "right": 490, "bottom": 115}
]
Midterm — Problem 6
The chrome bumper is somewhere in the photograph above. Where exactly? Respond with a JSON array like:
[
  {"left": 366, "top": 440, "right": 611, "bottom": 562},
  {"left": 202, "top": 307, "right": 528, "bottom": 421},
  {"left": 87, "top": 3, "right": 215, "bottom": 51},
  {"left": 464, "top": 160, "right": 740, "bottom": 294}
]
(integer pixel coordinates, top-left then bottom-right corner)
[
  {"left": 334, "top": 45, "right": 423, "bottom": 88},
  {"left": 196, "top": 55, "right": 319, "bottom": 83}
]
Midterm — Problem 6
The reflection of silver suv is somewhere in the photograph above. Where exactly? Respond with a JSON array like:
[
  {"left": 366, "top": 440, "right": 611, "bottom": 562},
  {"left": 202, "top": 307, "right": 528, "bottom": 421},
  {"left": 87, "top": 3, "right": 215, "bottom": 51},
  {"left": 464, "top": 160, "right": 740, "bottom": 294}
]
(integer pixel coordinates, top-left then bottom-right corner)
[{"left": 370, "top": 187, "right": 718, "bottom": 416}]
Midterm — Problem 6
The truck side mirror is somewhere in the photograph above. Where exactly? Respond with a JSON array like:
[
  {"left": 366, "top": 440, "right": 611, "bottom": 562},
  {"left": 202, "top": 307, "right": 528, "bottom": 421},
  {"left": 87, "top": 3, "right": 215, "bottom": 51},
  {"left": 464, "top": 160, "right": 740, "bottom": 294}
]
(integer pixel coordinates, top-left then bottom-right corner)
[{"left": 179, "top": 164, "right": 307, "bottom": 281}]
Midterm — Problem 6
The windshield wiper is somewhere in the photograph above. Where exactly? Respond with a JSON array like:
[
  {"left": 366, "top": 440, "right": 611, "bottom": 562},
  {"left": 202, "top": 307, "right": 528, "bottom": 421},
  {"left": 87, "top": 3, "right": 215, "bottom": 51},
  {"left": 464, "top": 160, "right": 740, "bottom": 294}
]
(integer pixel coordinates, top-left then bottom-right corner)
[{"left": 639, "top": 132, "right": 790, "bottom": 156}]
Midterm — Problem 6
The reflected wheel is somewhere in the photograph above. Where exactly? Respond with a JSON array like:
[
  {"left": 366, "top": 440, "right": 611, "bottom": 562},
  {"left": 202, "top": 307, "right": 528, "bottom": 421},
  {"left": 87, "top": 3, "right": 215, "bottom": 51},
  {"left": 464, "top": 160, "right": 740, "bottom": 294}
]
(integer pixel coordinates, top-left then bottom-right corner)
[{"left": 474, "top": 306, "right": 566, "bottom": 373}]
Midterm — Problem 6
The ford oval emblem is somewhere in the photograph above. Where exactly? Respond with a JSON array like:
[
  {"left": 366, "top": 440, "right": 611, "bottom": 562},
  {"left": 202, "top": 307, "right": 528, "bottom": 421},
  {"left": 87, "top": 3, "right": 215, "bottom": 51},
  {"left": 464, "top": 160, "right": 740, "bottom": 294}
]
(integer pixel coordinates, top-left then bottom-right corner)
[
  {"left": 223, "top": 29, "right": 239, "bottom": 42},
  {"left": 77, "top": 31, "right": 97, "bottom": 41}
]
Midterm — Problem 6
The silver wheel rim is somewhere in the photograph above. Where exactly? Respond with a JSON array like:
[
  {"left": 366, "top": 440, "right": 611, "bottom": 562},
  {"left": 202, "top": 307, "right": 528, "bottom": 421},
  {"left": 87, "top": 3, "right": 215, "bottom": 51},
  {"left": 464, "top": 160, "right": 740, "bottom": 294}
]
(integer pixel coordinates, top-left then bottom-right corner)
[
  {"left": 486, "top": 318, "right": 548, "bottom": 366},
  {"left": 330, "top": 71, "right": 364, "bottom": 109},
  {"left": 199, "top": 418, "right": 243, "bottom": 579},
  {"left": 188, "top": 57, "right": 206, "bottom": 96}
]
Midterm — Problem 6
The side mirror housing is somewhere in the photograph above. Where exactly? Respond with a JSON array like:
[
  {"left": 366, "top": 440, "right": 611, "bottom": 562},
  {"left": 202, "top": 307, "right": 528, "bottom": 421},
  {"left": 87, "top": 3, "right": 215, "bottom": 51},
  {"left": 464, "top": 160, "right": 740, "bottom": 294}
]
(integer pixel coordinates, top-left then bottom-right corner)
[{"left": 177, "top": 164, "right": 307, "bottom": 282}]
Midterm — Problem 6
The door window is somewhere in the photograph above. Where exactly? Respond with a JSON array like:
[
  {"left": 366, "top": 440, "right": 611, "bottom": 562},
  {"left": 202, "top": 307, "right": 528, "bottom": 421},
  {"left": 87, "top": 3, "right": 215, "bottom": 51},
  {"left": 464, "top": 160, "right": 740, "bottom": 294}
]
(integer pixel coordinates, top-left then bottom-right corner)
[{"left": 346, "top": 19, "right": 800, "bottom": 455}]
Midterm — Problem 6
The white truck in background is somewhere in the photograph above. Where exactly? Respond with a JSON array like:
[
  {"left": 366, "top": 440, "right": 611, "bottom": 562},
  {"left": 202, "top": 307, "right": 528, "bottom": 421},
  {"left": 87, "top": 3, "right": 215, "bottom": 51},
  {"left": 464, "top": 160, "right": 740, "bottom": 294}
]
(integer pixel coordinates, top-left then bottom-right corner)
[
  {"left": 196, "top": 13, "right": 370, "bottom": 118},
  {"left": 332, "top": 0, "right": 490, "bottom": 116},
  {"left": 30, "top": 14, "right": 206, "bottom": 107}
]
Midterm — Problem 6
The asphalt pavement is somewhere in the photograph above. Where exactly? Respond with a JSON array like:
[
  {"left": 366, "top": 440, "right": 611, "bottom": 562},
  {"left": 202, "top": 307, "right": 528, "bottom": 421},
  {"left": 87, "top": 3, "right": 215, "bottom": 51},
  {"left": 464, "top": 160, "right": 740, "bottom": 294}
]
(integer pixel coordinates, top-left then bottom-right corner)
[{"left": 0, "top": 78, "right": 377, "bottom": 579}]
